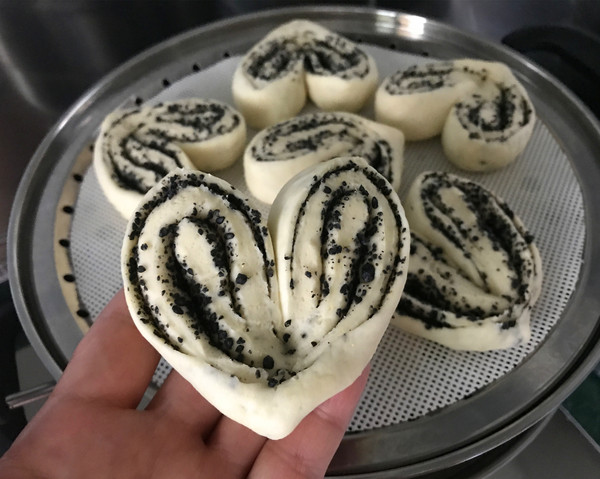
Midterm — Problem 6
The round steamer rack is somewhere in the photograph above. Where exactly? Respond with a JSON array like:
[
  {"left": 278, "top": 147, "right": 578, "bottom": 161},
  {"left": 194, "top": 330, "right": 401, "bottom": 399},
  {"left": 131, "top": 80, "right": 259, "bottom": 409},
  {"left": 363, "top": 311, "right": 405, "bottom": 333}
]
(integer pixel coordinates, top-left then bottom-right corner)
[{"left": 8, "top": 6, "right": 600, "bottom": 477}]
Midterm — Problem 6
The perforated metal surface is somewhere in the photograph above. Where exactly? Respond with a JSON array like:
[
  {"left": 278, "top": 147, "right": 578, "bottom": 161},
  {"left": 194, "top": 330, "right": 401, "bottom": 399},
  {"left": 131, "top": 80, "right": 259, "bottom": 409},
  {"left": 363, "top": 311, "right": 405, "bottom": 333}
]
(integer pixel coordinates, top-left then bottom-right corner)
[{"left": 68, "top": 47, "right": 584, "bottom": 433}]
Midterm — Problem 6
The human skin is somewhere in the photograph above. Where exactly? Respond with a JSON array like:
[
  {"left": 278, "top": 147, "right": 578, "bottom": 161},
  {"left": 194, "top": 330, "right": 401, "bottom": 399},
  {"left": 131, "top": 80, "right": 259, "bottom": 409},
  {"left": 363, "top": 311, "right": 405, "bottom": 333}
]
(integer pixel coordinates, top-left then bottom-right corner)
[{"left": 0, "top": 290, "right": 369, "bottom": 479}]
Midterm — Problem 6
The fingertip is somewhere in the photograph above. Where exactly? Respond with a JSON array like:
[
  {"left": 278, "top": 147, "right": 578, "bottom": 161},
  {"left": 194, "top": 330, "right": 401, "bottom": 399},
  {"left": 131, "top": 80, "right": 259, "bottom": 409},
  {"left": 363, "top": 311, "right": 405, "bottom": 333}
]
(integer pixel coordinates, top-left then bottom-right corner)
[{"left": 250, "top": 366, "right": 371, "bottom": 479}]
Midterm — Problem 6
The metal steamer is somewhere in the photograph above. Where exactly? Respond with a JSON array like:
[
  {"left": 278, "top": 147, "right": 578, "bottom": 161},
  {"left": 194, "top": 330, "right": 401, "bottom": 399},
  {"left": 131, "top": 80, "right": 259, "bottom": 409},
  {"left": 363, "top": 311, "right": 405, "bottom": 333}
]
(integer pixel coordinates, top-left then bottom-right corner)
[{"left": 8, "top": 7, "right": 600, "bottom": 477}]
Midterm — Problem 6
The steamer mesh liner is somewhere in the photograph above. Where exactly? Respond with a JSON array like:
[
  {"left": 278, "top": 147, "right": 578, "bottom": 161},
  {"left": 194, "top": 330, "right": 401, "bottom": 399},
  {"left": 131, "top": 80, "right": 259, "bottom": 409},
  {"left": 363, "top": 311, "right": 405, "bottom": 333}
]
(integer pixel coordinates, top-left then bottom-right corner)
[{"left": 69, "top": 46, "right": 584, "bottom": 433}]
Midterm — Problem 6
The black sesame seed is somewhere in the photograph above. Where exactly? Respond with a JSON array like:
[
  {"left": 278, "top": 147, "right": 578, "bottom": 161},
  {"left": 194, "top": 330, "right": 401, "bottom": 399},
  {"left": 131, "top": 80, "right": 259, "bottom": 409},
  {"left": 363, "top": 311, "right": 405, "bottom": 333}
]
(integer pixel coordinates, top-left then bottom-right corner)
[
  {"left": 262, "top": 355, "right": 274, "bottom": 369},
  {"left": 360, "top": 263, "right": 375, "bottom": 283}
]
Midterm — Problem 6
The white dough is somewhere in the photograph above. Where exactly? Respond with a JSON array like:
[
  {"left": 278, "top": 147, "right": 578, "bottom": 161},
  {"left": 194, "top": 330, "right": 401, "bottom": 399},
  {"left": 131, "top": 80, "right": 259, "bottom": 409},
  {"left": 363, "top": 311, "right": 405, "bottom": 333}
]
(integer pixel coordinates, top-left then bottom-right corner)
[
  {"left": 122, "top": 158, "right": 410, "bottom": 439},
  {"left": 232, "top": 20, "right": 378, "bottom": 129},
  {"left": 94, "top": 98, "right": 246, "bottom": 219},
  {"left": 375, "top": 59, "right": 536, "bottom": 171},
  {"left": 392, "top": 171, "right": 542, "bottom": 351},
  {"left": 375, "top": 61, "right": 478, "bottom": 141},
  {"left": 244, "top": 111, "right": 404, "bottom": 204}
]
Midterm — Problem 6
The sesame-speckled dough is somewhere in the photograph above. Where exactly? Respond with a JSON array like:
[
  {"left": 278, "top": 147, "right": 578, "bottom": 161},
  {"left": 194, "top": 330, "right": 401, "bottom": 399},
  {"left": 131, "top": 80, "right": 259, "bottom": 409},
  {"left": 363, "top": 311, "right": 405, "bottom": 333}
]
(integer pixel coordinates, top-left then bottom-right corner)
[
  {"left": 94, "top": 99, "right": 246, "bottom": 218},
  {"left": 232, "top": 20, "right": 378, "bottom": 129},
  {"left": 244, "top": 111, "right": 405, "bottom": 204},
  {"left": 375, "top": 59, "right": 535, "bottom": 171},
  {"left": 393, "top": 171, "right": 542, "bottom": 351},
  {"left": 122, "top": 157, "right": 410, "bottom": 439}
]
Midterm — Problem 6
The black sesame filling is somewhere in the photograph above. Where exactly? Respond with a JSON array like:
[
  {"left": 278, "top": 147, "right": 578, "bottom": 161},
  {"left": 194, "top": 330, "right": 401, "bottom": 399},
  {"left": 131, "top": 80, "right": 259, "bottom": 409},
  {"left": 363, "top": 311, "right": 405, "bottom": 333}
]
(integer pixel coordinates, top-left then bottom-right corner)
[
  {"left": 455, "top": 83, "right": 532, "bottom": 141},
  {"left": 290, "top": 160, "right": 405, "bottom": 323},
  {"left": 302, "top": 36, "right": 369, "bottom": 79},
  {"left": 244, "top": 39, "right": 300, "bottom": 82}
]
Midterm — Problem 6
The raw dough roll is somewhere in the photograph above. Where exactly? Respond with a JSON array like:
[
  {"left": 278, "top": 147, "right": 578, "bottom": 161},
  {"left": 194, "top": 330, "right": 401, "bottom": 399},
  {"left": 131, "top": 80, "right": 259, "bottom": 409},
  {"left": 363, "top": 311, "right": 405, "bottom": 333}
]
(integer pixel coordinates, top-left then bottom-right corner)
[
  {"left": 441, "top": 61, "right": 535, "bottom": 171},
  {"left": 244, "top": 111, "right": 404, "bottom": 204},
  {"left": 375, "top": 61, "right": 479, "bottom": 141},
  {"left": 232, "top": 19, "right": 378, "bottom": 129},
  {"left": 122, "top": 157, "right": 410, "bottom": 439},
  {"left": 393, "top": 171, "right": 542, "bottom": 351},
  {"left": 94, "top": 99, "right": 246, "bottom": 218},
  {"left": 375, "top": 59, "right": 535, "bottom": 171}
]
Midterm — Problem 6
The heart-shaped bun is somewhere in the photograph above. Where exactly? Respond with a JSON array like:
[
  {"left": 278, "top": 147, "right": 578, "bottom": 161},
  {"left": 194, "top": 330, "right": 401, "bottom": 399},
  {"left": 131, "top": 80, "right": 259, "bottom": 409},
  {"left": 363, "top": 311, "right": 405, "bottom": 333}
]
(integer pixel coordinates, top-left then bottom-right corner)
[
  {"left": 232, "top": 20, "right": 378, "bottom": 129},
  {"left": 375, "top": 59, "right": 535, "bottom": 171},
  {"left": 122, "top": 156, "right": 410, "bottom": 438},
  {"left": 94, "top": 98, "right": 246, "bottom": 218},
  {"left": 244, "top": 111, "right": 404, "bottom": 204},
  {"left": 393, "top": 171, "right": 542, "bottom": 351}
]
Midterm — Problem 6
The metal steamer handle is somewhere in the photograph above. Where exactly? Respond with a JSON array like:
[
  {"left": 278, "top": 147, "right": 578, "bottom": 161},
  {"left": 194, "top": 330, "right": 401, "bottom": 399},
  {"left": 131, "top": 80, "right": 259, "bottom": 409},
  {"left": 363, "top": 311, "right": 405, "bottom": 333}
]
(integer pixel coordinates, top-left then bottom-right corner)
[{"left": 5, "top": 382, "right": 56, "bottom": 410}]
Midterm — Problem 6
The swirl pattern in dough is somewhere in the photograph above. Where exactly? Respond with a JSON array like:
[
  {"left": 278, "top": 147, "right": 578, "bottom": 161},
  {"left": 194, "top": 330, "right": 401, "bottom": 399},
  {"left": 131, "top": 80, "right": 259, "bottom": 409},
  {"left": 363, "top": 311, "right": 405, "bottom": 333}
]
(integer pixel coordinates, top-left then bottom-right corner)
[
  {"left": 393, "top": 171, "right": 542, "bottom": 351},
  {"left": 122, "top": 156, "right": 410, "bottom": 438},
  {"left": 94, "top": 98, "right": 246, "bottom": 218},
  {"left": 232, "top": 19, "right": 378, "bottom": 129},
  {"left": 244, "top": 111, "right": 404, "bottom": 204},
  {"left": 375, "top": 59, "right": 535, "bottom": 171}
]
